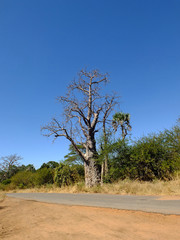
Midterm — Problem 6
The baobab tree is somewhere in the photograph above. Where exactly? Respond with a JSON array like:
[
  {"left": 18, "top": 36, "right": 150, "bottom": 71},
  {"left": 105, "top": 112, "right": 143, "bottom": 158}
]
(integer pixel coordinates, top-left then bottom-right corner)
[{"left": 42, "top": 69, "right": 119, "bottom": 187}]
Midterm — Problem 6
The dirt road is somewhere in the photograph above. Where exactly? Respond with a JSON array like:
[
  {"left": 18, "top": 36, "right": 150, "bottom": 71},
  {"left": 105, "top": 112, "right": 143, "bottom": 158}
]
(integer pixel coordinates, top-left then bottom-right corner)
[{"left": 1, "top": 197, "right": 180, "bottom": 240}]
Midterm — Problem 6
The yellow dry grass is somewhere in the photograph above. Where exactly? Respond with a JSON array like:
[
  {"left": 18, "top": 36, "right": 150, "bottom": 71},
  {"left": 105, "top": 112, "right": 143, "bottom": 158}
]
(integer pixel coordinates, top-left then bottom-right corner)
[
  {"left": 0, "top": 192, "right": 6, "bottom": 202},
  {"left": 6, "top": 175, "right": 180, "bottom": 196}
]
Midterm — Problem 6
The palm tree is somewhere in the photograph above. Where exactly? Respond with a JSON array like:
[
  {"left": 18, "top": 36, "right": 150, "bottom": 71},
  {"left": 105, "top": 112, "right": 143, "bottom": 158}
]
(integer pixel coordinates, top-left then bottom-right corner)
[{"left": 112, "top": 112, "right": 132, "bottom": 140}]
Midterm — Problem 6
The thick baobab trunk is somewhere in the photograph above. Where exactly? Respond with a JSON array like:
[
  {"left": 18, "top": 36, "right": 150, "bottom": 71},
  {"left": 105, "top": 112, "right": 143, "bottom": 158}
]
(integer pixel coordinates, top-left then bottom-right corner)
[
  {"left": 84, "top": 159, "right": 101, "bottom": 187},
  {"left": 84, "top": 137, "right": 101, "bottom": 187}
]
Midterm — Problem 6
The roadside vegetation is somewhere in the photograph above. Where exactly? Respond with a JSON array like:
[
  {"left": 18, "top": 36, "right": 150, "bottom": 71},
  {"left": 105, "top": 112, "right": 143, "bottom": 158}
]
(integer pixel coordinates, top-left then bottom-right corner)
[
  {"left": 0, "top": 118, "right": 180, "bottom": 196},
  {"left": 8, "top": 176, "right": 180, "bottom": 196}
]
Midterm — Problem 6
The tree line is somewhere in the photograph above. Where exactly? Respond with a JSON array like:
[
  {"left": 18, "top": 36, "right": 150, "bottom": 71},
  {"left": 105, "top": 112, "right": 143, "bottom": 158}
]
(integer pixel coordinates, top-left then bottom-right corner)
[{"left": 0, "top": 119, "right": 179, "bottom": 190}]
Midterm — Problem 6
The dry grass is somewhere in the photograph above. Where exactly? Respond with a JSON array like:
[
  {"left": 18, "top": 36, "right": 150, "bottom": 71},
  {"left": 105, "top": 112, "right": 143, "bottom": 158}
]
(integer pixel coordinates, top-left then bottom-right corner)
[
  {"left": 5, "top": 175, "right": 180, "bottom": 196},
  {"left": 0, "top": 192, "right": 6, "bottom": 202}
]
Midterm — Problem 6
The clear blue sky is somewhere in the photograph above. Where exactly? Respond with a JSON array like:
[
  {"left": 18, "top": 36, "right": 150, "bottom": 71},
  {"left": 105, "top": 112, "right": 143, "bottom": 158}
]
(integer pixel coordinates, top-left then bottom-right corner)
[{"left": 0, "top": 0, "right": 180, "bottom": 168}]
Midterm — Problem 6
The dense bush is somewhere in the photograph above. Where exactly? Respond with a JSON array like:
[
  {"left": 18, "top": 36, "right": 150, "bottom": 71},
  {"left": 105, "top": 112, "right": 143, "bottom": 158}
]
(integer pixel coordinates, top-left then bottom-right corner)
[
  {"left": 129, "top": 134, "right": 179, "bottom": 180},
  {"left": 54, "top": 163, "right": 83, "bottom": 187},
  {"left": 7, "top": 168, "right": 54, "bottom": 189},
  {"left": 34, "top": 168, "right": 54, "bottom": 185},
  {"left": 11, "top": 171, "right": 35, "bottom": 188},
  {"left": 104, "top": 140, "right": 132, "bottom": 182},
  {"left": 1, "top": 179, "right": 11, "bottom": 185},
  {"left": 72, "top": 164, "right": 84, "bottom": 178},
  {"left": 105, "top": 123, "right": 180, "bottom": 182}
]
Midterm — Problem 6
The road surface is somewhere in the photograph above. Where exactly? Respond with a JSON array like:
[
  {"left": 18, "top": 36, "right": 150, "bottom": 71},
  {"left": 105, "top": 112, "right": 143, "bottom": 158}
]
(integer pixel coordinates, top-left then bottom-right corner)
[{"left": 7, "top": 193, "right": 180, "bottom": 215}]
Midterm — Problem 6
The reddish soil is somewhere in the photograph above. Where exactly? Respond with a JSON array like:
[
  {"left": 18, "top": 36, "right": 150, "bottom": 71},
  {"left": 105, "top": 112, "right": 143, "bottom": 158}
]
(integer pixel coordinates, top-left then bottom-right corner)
[{"left": 0, "top": 197, "right": 180, "bottom": 240}]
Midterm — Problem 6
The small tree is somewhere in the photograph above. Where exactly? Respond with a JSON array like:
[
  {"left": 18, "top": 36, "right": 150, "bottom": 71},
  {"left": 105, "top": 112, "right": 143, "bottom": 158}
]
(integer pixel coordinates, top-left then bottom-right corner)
[
  {"left": 0, "top": 154, "right": 22, "bottom": 181},
  {"left": 40, "top": 161, "right": 59, "bottom": 169},
  {"left": 42, "top": 69, "right": 119, "bottom": 187},
  {"left": 17, "top": 164, "right": 36, "bottom": 172},
  {"left": 100, "top": 96, "right": 119, "bottom": 184},
  {"left": 112, "top": 112, "right": 131, "bottom": 140}
]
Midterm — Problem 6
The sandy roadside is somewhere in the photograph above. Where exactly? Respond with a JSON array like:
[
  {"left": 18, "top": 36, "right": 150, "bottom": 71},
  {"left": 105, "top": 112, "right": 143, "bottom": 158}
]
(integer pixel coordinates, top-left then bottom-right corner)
[{"left": 0, "top": 197, "right": 180, "bottom": 240}]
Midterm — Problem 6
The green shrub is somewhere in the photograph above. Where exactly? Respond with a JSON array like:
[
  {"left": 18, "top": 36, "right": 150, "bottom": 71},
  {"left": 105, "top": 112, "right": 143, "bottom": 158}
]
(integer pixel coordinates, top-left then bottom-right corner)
[
  {"left": 1, "top": 179, "right": 11, "bottom": 185},
  {"left": 0, "top": 183, "right": 5, "bottom": 190},
  {"left": 54, "top": 163, "right": 82, "bottom": 187},
  {"left": 130, "top": 134, "right": 179, "bottom": 181},
  {"left": 34, "top": 168, "right": 54, "bottom": 186},
  {"left": 11, "top": 171, "right": 35, "bottom": 188},
  {"left": 105, "top": 140, "right": 132, "bottom": 182},
  {"left": 71, "top": 164, "right": 84, "bottom": 178},
  {"left": 106, "top": 126, "right": 180, "bottom": 182},
  {"left": 10, "top": 168, "right": 54, "bottom": 188}
]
